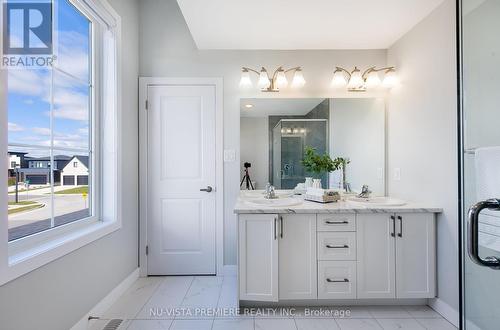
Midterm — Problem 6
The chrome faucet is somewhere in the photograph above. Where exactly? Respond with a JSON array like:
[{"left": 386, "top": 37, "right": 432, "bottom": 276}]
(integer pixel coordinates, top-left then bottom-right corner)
[
  {"left": 357, "top": 185, "right": 372, "bottom": 198},
  {"left": 264, "top": 183, "right": 277, "bottom": 199}
]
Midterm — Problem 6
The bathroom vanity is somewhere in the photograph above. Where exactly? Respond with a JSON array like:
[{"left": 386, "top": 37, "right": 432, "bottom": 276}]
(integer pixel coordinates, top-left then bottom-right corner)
[
  {"left": 238, "top": 97, "right": 440, "bottom": 306},
  {"left": 234, "top": 195, "right": 441, "bottom": 305}
]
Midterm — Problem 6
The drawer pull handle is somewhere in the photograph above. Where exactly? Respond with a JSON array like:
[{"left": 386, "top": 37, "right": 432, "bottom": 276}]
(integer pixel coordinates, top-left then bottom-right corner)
[
  {"left": 326, "top": 244, "right": 349, "bottom": 249},
  {"left": 326, "top": 278, "right": 349, "bottom": 283},
  {"left": 325, "top": 220, "right": 349, "bottom": 225}
]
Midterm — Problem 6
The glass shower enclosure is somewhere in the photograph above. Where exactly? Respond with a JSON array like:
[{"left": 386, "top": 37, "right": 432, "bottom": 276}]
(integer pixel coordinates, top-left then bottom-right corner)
[{"left": 272, "top": 119, "right": 328, "bottom": 189}]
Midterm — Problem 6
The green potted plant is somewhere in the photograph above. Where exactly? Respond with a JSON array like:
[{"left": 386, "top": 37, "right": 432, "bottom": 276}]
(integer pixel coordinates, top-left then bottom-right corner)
[{"left": 302, "top": 146, "right": 342, "bottom": 189}]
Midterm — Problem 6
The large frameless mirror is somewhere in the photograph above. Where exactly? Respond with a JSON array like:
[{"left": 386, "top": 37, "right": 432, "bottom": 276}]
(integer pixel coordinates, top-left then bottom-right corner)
[{"left": 240, "top": 98, "right": 386, "bottom": 195}]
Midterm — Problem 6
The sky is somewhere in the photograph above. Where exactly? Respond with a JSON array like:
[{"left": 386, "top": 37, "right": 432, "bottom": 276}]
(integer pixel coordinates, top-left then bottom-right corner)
[{"left": 7, "top": 0, "right": 90, "bottom": 157}]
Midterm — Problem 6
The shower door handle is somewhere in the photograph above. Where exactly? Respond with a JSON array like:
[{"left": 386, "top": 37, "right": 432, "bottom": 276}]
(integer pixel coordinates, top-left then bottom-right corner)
[{"left": 468, "top": 199, "right": 500, "bottom": 269}]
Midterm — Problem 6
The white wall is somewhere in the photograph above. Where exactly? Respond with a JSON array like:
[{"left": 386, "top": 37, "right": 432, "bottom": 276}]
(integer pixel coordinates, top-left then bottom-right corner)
[
  {"left": 0, "top": 0, "right": 140, "bottom": 329},
  {"left": 139, "top": 0, "right": 387, "bottom": 264},
  {"left": 240, "top": 117, "right": 269, "bottom": 189},
  {"left": 386, "top": 0, "right": 458, "bottom": 321},
  {"left": 330, "top": 98, "right": 386, "bottom": 195}
]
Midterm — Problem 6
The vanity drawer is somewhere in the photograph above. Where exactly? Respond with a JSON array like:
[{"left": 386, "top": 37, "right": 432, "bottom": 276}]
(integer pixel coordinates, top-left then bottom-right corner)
[
  {"left": 317, "top": 214, "right": 356, "bottom": 231},
  {"left": 317, "top": 232, "right": 356, "bottom": 261},
  {"left": 318, "top": 261, "right": 356, "bottom": 299}
]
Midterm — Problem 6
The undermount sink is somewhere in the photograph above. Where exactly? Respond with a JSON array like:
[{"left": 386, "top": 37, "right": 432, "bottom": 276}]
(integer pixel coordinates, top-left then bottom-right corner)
[
  {"left": 348, "top": 196, "right": 407, "bottom": 206},
  {"left": 244, "top": 197, "right": 303, "bottom": 207}
]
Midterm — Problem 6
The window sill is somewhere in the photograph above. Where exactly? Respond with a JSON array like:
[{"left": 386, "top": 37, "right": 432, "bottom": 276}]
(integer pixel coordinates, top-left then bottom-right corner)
[{"left": 0, "top": 219, "right": 121, "bottom": 286}]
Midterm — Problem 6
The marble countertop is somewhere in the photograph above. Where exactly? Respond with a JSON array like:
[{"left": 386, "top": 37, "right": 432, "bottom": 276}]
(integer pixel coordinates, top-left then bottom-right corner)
[{"left": 233, "top": 195, "right": 443, "bottom": 214}]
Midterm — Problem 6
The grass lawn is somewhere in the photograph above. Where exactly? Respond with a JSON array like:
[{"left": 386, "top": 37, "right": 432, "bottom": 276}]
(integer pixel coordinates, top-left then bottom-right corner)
[
  {"left": 55, "top": 186, "right": 89, "bottom": 195},
  {"left": 8, "top": 204, "right": 44, "bottom": 215},
  {"left": 8, "top": 201, "right": 37, "bottom": 206}
]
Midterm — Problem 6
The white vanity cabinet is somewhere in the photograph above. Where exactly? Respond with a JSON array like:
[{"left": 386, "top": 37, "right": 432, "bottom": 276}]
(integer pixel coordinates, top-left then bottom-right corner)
[
  {"left": 238, "top": 214, "right": 316, "bottom": 301},
  {"left": 278, "top": 214, "right": 317, "bottom": 300},
  {"left": 238, "top": 214, "right": 279, "bottom": 301},
  {"left": 356, "top": 213, "right": 436, "bottom": 299},
  {"left": 238, "top": 211, "right": 436, "bottom": 303},
  {"left": 356, "top": 213, "right": 396, "bottom": 298},
  {"left": 395, "top": 213, "right": 436, "bottom": 298}
]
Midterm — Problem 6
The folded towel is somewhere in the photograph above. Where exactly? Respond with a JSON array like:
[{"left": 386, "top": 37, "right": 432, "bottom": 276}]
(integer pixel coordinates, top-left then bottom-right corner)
[
  {"left": 306, "top": 188, "right": 325, "bottom": 196},
  {"left": 306, "top": 188, "right": 339, "bottom": 197}
]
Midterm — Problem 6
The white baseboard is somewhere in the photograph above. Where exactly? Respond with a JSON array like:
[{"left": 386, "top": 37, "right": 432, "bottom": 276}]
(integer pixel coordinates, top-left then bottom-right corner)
[
  {"left": 70, "top": 268, "right": 140, "bottom": 330},
  {"left": 223, "top": 265, "right": 237, "bottom": 276},
  {"left": 428, "top": 298, "right": 459, "bottom": 328}
]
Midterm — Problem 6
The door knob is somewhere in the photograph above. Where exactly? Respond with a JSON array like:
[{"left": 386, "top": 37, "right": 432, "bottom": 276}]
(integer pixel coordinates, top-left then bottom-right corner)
[
  {"left": 200, "top": 186, "right": 213, "bottom": 192},
  {"left": 468, "top": 199, "right": 500, "bottom": 269}
]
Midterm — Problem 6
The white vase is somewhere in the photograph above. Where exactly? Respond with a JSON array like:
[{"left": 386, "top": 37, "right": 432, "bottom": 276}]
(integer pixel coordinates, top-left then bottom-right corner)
[
  {"left": 305, "top": 177, "right": 313, "bottom": 188},
  {"left": 312, "top": 179, "right": 322, "bottom": 189}
]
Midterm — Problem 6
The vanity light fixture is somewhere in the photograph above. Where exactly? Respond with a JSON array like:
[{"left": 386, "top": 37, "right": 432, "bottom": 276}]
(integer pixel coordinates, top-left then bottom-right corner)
[
  {"left": 239, "top": 66, "right": 305, "bottom": 92},
  {"left": 331, "top": 66, "right": 398, "bottom": 92},
  {"left": 281, "top": 127, "right": 307, "bottom": 135},
  {"left": 244, "top": 104, "right": 254, "bottom": 109}
]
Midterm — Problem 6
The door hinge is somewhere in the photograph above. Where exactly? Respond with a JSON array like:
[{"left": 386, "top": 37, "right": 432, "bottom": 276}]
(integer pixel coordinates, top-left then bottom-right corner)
[
  {"left": 145, "top": 245, "right": 149, "bottom": 255},
  {"left": 145, "top": 100, "right": 149, "bottom": 110}
]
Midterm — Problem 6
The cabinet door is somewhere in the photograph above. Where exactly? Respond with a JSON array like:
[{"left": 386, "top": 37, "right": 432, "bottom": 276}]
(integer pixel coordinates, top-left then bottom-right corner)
[
  {"left": 395, "top": 213, "right": 436, "bottom": 298},
  {"left": 279, "top": 214, "right": 317, "bottom": 300},
  {"left": 238, "top": 214, "right": 278, "bottom": 301},
  {"left": 357, "top": 214, "right": 396, "bottom": 298}
]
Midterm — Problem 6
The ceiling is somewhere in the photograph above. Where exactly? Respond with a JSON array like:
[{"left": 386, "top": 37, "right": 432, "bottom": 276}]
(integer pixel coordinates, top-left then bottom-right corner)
[
  {"left": 176, "top": 0, "right": 445, "bottom": 50},
  {"left": 240, "top": 98, "right": 324, "bottom": 118}
]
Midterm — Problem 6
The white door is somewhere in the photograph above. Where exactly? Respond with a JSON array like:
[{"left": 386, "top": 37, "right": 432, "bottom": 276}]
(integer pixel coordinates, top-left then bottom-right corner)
[
  {"left": 239, "top": 214, "right": 279, "bottom": 302},
  {"left": 357, "top": 214, "right": 396, "bottom": 298},
  {"left": 279, "top": 214, "right": 317, "bottom": 300},
  {"left": 147, "top": 85, "right": 216, "bottom": 275},
  {"left": 395, "top": 213, "right": 436, "bottom": 298}
]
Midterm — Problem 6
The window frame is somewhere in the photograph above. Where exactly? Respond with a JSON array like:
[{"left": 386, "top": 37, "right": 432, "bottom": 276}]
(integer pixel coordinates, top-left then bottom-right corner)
[{"left": 0, "top": 0, "right": 122, "bottom": 286}]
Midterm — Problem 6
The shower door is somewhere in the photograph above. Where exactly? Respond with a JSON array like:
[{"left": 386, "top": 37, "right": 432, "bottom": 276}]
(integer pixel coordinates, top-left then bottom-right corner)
[
  {"left": 461, "top": 1, "right": 500, "bottom": 329},
  {"left": 272, "top": 119, "right": 328, "bottom": 189}
]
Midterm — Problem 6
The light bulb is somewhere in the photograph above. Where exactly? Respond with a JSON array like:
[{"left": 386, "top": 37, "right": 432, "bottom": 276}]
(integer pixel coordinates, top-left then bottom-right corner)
[
  {"left": 331, "top": 69, "right": 347, "bottom": 87},
  {"left": 293, "top": 128, "right": 299, "bottom": 134},
  {"left": 257, "top": 68, "right": 271, "bottom": 89},
  {"left": 275, "top": 69, "right": 288, "bottom": 89},
  {"left": 382, "top": 69, "right": 398, "bottom": 88},
  {"left": 286, "top": 128, "right": 292, "bottom": 134},
  {"left": 365, "top": 70, "right": 381, "bottom": 88},
  {"left": 291, "top": 69, "right": 305, "bottom": 88},
  {"left": 239, "top": 69, "right": 252, "bottom": 88},
  {"left": 300, "top": 128, "right": 306, "bottom": 133},
  {"left": 347, "top": 67, "right": 363, "bottom": 89}
]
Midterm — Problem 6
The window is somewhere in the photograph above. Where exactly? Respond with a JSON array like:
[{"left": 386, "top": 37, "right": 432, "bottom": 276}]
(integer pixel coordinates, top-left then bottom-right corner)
[
  {"left": 6, "top": 0, "right": 92, "bottom": 241},
  {"left": 10, "top": 161, "right": 16, "bottom": 168},
  {"left": 1, "top": 0, "right": 120, "bottom": 285}
]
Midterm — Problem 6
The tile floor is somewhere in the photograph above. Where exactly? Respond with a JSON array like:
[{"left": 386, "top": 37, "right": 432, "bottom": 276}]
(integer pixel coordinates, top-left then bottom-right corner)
[{"left": 89, "top": 275, "right": 457, "bottom": 330}]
